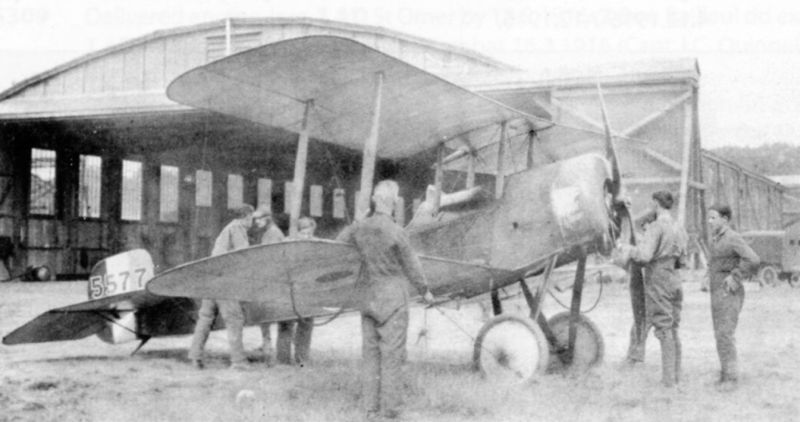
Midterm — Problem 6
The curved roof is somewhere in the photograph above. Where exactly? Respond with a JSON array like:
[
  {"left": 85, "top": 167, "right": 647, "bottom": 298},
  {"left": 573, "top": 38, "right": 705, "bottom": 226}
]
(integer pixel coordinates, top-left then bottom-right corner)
[{"left": 0, "top": 17, "right": 514, "bottom": 102}]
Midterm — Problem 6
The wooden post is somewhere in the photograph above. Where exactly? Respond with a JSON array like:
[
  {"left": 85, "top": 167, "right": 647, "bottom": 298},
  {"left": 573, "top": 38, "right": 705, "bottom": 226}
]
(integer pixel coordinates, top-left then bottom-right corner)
[
  {"left": 692, "top": 86, "right": 708, "bottom": 243},
  {"left": 677, "top": 101, "right": 693, "bottom": 226},
  {"left": 495, "top": 121, "right": 508, "bottom": 200},
  {"left": 356, "top": 72, "right": 384, "bottom": 221},
  {"left": 289, "top": 100, "right": 313, "bottom": 238},
  {"left": 16, "top": 143, "right": 31, "bottom": 273},
  {"left": 466, "top": 152, "right": 475, "bottom": 189},
  {"left": 224, "top": 18, "right": 232, "bottom": 57},
  {"left": 434, "top": 143, "right": 443, "bottom": 210}
]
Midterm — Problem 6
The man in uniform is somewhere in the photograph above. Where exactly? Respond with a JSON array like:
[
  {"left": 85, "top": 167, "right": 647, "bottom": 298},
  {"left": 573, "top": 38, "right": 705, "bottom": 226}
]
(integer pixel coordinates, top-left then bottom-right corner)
[
  {"left": 707, "top": 204, "right": 760, "bottom": 391},
  {"left": 188, "top": 204, "right": 256, "bottom": 370},
  {"left": 617, "top": 191, "right": 687, "bottom": 387},
  {"left": 263, "top": 215, "right": 318, "bottom": 366},
  {"left": 251, "top": 205, "right": 286, "bottom": 366},
  {"left": 290, "top": 216, "right": 318, "bottom": 365},
  {"left": 336, "top": 180, "right": 434, "bottom": 420}
]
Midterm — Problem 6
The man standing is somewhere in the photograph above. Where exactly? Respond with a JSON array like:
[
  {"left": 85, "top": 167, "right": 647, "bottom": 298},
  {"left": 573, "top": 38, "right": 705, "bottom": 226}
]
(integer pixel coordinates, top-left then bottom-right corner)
[
  {"left": 707, "top": 204, "right": 760, "bottom": 391},
  {"left": 617, "top": 191, "right": 687, "bottom": 387},
  {"left": 251, "top": 205, "right": 286, "bottom": 366},
  {"left": 290, "top": 216, "right": 318, "bottom": 366},
  {"left": 336, "top": 180, "right": 433, "bottom": 420},
  {"left": 188, "top": 204, "right": 255, "bottom": 370}
]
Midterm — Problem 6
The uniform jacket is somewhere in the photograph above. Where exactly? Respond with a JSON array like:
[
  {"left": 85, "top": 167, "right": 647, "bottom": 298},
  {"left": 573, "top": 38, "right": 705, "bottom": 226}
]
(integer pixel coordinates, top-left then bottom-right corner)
[
  {"left": 336, "top": 212, "right": 429, "bottom": 323},
  {"left": 709, "top": 226, "right": 760, "bottom": 282},
  {"left": 211, "top": 219, "right": 250, "bottom": 256},
  {"left": 630, "top": 212, "right": 688, "bottom": 266},
  {"left": 261, "top": 224, "right": 286, "bottom": 245}
]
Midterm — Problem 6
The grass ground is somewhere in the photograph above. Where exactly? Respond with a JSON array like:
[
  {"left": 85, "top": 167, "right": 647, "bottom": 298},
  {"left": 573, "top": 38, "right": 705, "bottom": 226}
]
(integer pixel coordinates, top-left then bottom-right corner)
[{"left": 1, "top": 272, "right": 799, "bottom": 421}]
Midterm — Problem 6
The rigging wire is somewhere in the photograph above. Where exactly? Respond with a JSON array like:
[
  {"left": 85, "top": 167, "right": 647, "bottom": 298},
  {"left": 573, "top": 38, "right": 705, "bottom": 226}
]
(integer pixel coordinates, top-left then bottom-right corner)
[{"left": 545, "top": 272, "right": 605, "bottom": 314}]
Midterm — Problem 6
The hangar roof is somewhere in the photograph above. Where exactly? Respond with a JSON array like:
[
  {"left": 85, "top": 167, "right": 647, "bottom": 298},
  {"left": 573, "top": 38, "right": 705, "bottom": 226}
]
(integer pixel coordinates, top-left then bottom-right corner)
[
  {"left": 0, "top": 17, "right": 704, "bottom": 124},
  {"left": 0, "top": 17, "right": 513, "bottom": 120},
  {"left": 457, "top": 58, "right": 700, "bottom": 92}
]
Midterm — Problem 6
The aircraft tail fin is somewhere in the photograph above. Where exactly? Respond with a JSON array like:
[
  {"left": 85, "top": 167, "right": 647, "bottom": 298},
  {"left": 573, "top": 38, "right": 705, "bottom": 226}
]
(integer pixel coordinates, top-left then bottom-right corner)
[
  {"left": 3, "top": 250, "right": 161, "bottom": 346},
  {"left": 88, "top": 249, "right": 155, "bottom": 301}
]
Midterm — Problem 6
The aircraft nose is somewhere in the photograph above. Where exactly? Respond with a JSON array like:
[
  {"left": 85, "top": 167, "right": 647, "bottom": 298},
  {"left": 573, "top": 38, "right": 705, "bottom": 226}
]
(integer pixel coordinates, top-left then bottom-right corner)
[{"left": 549, "top": 154, "right": 615, "bottom": 248}]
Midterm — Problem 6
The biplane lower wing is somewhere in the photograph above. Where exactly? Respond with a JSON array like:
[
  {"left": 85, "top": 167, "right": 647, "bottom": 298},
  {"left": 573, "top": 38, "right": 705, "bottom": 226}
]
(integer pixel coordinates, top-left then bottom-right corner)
[
  {"left": 146, "top": 239, "right": 521, "bottom": 311},
  {"left": 2, "top": 290, "right": 165, "bottom": 345}
]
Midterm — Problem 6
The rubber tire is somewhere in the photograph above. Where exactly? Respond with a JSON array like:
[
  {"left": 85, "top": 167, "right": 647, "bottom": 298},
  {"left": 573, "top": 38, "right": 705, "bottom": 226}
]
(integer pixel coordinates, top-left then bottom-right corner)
[
  {"left": 473, "top": 314, "right": 550, "bottom": 384},
  {"left": 790, "top": 273, "right": 800, "bottom": 288},
  {"left": 758, "top": 266, "right": 779, "bottom": 287},
  {"left": 545, "top": 311, "right": 605, "bottom": 373}
]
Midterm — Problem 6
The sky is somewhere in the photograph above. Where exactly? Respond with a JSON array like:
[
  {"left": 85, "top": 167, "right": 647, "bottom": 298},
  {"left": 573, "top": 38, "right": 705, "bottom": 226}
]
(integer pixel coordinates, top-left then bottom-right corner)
[{"left": 1, "top": 0, "right": 799, "bottom": 149}]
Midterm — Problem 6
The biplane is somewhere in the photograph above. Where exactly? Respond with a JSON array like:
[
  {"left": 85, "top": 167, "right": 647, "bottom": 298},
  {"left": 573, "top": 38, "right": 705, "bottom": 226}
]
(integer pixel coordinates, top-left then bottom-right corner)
[{"left": 4, "top": 36, "right": 634, "bottom": 383}]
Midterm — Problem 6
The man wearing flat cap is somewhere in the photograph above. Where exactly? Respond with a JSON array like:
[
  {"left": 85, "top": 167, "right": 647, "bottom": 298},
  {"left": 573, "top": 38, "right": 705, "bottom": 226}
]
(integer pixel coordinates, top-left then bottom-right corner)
[
  {"left": 616, "top": 191, "right": 688, "bottom": 388},
  {"left": 188, "top": 204, "right": 256, "bottom": 370}
]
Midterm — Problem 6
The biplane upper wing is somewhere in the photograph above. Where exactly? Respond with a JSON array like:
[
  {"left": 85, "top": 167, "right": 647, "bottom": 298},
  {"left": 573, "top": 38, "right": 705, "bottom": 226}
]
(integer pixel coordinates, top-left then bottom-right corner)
[
  {"left": 1, "top": 290, "right": 164, "bottom": 345},
  {"left": 146, "top": 239, "right": 517, "bottom": 309},
  {"left": 166, "top": 35, "right": 544, "bottom": 159}
]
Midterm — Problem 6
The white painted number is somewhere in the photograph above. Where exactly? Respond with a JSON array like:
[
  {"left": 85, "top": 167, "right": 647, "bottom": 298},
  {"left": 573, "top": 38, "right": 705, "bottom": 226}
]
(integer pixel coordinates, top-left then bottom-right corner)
[
  {"left": 88, "top": 267, "right": 148, "bottom": 300},
  {"left": 89, "top": 275, "right": 104, "bottom": 299},
  {"left": 134, "top": 268, "right": 146, "bottom": 287},
  {"left": 106, "top": 274, "right": 117, "bottom": 295}
]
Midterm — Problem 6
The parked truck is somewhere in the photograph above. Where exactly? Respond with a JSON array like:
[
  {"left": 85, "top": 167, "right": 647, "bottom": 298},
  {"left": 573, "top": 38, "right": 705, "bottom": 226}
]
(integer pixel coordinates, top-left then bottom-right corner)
[{"left": 741, "top": 229, "right": 800, "bottom": 287}]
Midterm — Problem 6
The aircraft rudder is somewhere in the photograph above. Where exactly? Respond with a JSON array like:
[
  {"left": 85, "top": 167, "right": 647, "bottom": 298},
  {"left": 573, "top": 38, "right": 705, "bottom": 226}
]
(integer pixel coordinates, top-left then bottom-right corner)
[{"left": 88, "top": 249, "right": 154, "bottom": 300}]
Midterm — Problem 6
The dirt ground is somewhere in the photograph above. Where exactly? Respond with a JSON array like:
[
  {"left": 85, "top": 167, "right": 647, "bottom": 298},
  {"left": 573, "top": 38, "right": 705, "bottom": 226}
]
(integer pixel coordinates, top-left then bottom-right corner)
[{"left": 1, "top": 271, "right": 799, "bottom": 421}]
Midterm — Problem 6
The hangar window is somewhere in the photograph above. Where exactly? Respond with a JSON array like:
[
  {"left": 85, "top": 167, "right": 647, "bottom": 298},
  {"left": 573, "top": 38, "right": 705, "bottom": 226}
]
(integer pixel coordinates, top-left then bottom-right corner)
[
  {"left": 227, "top": 174, "right": 243, "bottom": 209},
  {"left": 29, "top": 148, "right": 56, "bottom": 215},
  {"left": 257, "top": 178, "right": 272, "bottom": 212},
  {"left": 160, "top": 165, "right": 179, "bottom": 222},
  {"left": 78, "top": 155, "right": 102, "bottom": 218},
  {"left": 195, "top": 170, "right": 212, "bottom": 207},
  {"left": 332, "top": 188, "right": 346, "bottom": 219},
  {"left": 121, "top": 160, "right": 142, "bottom": 221},
  {"left": 309, "top": 185, "right": 323, "bottom": 217}
]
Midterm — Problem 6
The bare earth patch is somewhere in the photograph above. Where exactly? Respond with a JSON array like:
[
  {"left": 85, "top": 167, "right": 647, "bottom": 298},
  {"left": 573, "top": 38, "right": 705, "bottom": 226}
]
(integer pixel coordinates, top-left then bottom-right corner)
[{"left": 1, "top": 272, "right": 799, "bottom": 421}]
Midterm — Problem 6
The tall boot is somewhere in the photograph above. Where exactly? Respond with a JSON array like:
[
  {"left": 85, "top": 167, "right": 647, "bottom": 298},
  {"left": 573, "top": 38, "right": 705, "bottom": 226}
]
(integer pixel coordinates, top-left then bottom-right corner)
[
  {"left": 657, "top": 330, "right": 676, "bottom": 387},
  {"left": 276, "top": 321, "right": 294, "bottom": 364}
]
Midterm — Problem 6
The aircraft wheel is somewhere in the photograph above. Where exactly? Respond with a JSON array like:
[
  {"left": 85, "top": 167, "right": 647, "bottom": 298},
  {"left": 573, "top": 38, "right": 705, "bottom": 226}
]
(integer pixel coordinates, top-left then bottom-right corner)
[
  {"left": 546, "top": 311, "right": 604, "bottom": 372},
  {"left": 789, "top": 273, "right": 800, "bottom": 288},
  {"left": 473, "top": 314, "right": 549, "bottom": 384},
  {"left": 758, "top": 265, "right": 779, "bottom": 287}
]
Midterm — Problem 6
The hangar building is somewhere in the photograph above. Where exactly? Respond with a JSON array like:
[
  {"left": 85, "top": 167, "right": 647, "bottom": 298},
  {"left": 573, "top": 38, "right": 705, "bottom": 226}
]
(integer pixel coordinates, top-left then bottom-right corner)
[{"left": 0, "top": 17, "right": 784, "bottom": 279}]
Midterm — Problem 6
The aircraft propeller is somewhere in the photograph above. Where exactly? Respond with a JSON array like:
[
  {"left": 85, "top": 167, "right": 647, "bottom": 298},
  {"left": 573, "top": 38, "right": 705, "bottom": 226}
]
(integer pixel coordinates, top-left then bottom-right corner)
[{"left": 596, "top": 83, "right": 635, "bottom": 249}]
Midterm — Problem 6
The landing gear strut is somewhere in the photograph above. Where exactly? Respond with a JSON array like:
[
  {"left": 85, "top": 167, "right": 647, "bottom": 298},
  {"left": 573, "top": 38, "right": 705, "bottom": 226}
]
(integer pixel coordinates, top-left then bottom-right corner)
[{"left": 473, "top": 250, "right": 604, "bottom": 382}]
